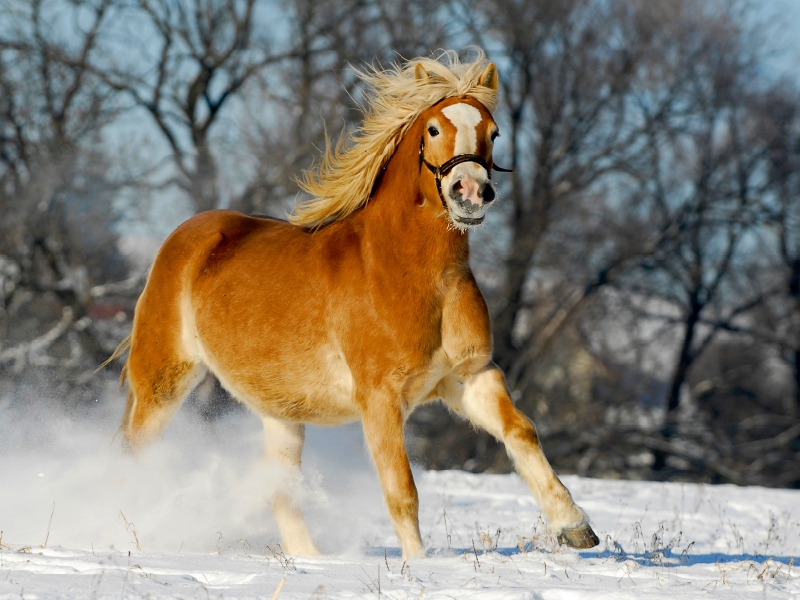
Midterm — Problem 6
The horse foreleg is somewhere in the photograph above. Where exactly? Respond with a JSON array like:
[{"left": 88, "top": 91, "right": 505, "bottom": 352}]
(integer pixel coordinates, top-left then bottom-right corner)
[
  {"left": 262, "top": 416, "right": 320, "bottom": 556},
  {"left": 362, "top": 405, "right": 425, "bottom": 559},
  {"left": 442, "top": 367, "right": 599, "bottom": 549}
]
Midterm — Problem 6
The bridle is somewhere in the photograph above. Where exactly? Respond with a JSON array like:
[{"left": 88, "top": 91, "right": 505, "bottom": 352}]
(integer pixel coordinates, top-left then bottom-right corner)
[{"left": 419, "top": 136, "right": 512, "bottom": 210}]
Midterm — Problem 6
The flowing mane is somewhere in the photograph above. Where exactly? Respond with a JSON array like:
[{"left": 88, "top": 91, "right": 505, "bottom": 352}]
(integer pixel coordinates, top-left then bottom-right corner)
[{"left": 290, "top": 49, "right": 499, "bottom": 226}]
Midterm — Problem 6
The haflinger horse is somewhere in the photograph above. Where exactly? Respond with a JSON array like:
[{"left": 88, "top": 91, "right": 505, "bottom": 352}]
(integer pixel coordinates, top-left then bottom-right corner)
[{"left": 112, "top": 50, "right": 600, "bottom": 559}]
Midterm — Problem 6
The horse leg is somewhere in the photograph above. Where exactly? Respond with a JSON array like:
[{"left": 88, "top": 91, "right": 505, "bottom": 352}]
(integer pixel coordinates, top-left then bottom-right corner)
[
  {"left": 441, "top": 367, "right": 599, "bottom": 549},
  {"left": 262, "top": 416, "right": 320, "bottom": 556},
  {"left": 362, "top": 404, "right": 424, "bottom": 559},
  {"left": 120, "top": 348, "right": 206, "bottom": 449},
  {"left": 120, "top": 277, "right": 207, "bottom": 449}
]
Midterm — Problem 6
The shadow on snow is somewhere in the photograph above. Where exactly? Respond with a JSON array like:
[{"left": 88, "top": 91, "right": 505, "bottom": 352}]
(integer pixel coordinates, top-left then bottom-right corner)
[{"left": 363, "top": 546, "right": 797, "bottom": 567}]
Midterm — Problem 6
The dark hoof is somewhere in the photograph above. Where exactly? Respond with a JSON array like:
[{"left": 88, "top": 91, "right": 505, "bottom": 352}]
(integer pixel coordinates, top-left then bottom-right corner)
[{"left": 557, "top": 524, "right": 600, "bottom": 549}]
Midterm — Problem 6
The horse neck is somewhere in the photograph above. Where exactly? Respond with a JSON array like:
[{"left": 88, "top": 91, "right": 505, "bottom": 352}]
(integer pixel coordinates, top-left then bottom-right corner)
[{"left": 358, "top": 123, "right": 469, "bottom": 273}]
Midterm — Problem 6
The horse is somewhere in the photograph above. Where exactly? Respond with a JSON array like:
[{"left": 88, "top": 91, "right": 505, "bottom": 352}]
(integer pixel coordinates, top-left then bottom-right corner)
[{"left": 111, "top": 50, "right": 600, "bottom": 559}]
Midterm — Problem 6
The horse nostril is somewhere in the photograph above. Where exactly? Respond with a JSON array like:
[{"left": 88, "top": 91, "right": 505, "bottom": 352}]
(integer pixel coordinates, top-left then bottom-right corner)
[{"left": 482, "top": 183, "right": 496, "bottom": 203}]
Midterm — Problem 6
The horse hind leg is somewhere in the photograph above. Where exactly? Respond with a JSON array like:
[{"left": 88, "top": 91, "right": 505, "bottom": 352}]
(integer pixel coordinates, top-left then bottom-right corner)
[
  {"left": 120, "top": 346, "right": 207, "bottom": 450},
  {"left": 262, "top": 416, "right": 320, "bottom": 556}
]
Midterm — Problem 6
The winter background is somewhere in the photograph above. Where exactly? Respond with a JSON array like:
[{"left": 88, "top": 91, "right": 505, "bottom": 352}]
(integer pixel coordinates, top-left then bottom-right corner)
[{"left": 0, "top": 0, "right": 800, "bottom": 599}]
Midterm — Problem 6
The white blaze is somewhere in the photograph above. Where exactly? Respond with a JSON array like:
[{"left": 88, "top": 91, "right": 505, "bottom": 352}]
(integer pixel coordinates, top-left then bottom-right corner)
[{"left": 441, "top": 104, "right": 482, "bottom": 154}]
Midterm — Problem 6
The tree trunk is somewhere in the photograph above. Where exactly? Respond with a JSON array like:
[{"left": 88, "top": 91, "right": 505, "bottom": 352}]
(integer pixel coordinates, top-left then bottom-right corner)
[
  {"left": 654, "top": 290, "right": 702, "bottom": 471},
  {"left": 189, "top": 143, "right": 219, "bottom": 214},
  {"left": 491, "top": 210, "right": 539, "bottom": 371},
  {"left": 794, "top": 346, "right": 800, "bottom": 416},
  {"left": 491, "top": 157, "right": 554, "bottom": 373},
  {"left": 666, "top": 292, "right": 703, "bottom": 413},
  {"left": 790, "top": 257, "right": 800, "bottom": 414}
]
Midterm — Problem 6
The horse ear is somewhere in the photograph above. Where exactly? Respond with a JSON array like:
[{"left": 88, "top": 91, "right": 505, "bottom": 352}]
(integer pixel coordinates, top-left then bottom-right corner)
[
  {"left": 479, "top": 63, "right": 499, "bottom": 90},
  {"left": 414, "top": 62, "right": 430, "bottom": 82}
]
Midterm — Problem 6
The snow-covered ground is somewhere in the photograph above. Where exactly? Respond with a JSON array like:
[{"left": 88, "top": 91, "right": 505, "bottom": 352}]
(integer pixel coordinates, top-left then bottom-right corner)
[{"left": 1, "top": 399, "right": 798, "bottom": 599}]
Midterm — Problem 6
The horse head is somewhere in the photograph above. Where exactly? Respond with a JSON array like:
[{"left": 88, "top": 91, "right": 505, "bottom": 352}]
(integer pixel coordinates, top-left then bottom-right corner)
[{"left": 416, "top": 63, "right": 503, "bottom": 228}]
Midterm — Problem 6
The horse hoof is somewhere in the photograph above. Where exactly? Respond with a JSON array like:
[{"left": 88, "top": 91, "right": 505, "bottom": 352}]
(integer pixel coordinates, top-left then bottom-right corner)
[{"left": 557, "top": 524, "right": 599, "bottom": 549}]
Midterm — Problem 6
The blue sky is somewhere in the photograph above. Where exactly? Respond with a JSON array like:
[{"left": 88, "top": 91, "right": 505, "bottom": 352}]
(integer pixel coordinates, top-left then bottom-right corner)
[{"left": 757, "top": 0, "right": 800, "bottom": 79}]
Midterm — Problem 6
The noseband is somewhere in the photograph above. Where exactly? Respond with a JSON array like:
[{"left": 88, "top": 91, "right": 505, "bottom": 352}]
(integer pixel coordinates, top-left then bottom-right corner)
[{"left": 419, "top": 137, "right": 512, "bottom": 210}]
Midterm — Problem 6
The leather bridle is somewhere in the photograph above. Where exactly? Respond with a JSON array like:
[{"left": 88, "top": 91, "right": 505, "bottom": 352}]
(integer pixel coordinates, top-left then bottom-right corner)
[{"left": 419, "top": 136, "right": 512, "bottom": 210}]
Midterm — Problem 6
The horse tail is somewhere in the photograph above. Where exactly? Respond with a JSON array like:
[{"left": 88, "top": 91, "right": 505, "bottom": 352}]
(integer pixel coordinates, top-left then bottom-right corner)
[{"left": 97, "top": 332, "right": 132, "bottom": 387}]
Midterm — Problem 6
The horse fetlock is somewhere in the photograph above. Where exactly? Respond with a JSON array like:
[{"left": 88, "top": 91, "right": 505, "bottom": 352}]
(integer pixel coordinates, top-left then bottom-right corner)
[
  {"left": 400, "top": 536, "right": 425, "bottom": 560},
  {"left": 542, "top": 500, "right": 587, "bottom": 532},
  {"left": 389, "top": 504, "right": 423, "bottom": 560}
]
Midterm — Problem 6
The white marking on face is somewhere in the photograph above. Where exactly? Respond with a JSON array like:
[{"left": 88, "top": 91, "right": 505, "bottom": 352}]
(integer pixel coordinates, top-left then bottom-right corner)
[{"left": 441, "top": 103, "right": 482, "bottom": 154}]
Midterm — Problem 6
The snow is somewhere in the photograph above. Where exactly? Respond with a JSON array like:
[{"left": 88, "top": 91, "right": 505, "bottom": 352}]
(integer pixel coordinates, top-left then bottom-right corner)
[{"left": 1, "top": 401, "right": 798, "bottom": 599}]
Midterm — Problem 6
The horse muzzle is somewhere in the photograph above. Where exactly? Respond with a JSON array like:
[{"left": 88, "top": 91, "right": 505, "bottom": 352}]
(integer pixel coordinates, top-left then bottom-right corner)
[{"left": 444, "top": 169, "right": 495, "bottom": 226}]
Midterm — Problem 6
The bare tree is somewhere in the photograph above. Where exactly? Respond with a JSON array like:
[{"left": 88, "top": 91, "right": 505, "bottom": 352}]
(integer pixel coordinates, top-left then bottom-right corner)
[
  {"left": 233, "top": 0, "right": 448, "bottom": 216},
  {"left": 608, "top": 5, "right": 775, "bottom": 471},
  {"left": 410, "top": 0, "right": 689, "bottom": 470},
  {"left": 757, "top": 87, "right": 800, "bottom": 413},
  {"left": 0, "top": 0, "right": 132, "bottom": 378},
  {"left": 447, "top": 1, "right": 704, "bottom": 385},
  {"left": 408, "top": 1, "right": 796, "bottom": 482},
  {"left": 87, "top": 0, "right": 439, "bottom": 216}
]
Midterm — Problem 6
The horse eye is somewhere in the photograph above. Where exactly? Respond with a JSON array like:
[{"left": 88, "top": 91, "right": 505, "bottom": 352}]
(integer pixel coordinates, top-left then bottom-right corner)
[
  {"left": 428, "top": 126, "right": 439, "bottom": 137},
  {"left": 491, "top": 130, "right": 500, "bottom": 142}
]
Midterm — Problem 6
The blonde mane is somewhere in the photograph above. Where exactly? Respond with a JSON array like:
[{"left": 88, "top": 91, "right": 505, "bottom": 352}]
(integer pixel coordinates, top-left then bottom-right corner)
[{"left": 290, "top": 49, "right": 499, "bottom": 226}]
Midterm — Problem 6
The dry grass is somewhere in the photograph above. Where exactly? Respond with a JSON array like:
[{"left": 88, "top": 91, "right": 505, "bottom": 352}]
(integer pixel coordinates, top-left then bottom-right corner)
[{"left": 116, "top": 510, "right": 141, "bottom": 552}]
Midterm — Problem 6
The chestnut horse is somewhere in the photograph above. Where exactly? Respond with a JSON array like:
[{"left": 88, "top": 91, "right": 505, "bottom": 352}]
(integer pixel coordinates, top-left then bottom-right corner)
[{"left": 114, "top": 51, "right": 599, "bottom": 558}]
